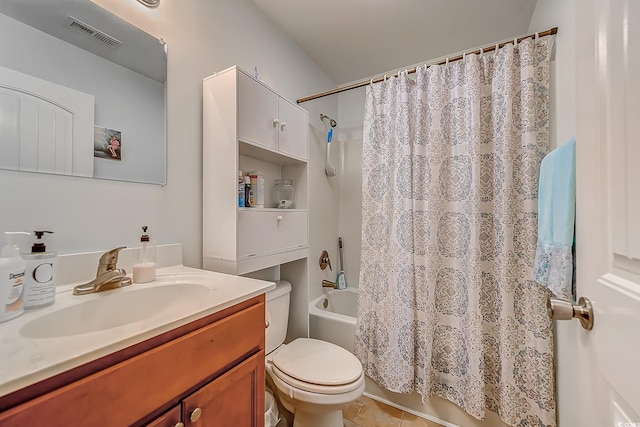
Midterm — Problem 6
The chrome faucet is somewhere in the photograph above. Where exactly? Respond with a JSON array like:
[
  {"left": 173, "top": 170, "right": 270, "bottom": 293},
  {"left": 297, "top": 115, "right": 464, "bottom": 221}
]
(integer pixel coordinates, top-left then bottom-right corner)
[{"left": 73, "top": 246, "right": 132, "bottom": 295}]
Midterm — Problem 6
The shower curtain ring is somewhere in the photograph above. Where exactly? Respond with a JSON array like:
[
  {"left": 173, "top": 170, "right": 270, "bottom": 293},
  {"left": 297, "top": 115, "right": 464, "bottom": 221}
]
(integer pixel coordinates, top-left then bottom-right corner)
[
  {"left": 445, "top": 58, "right": 449, "bottom": 66},
  {"left": 370, "top": 77, "right": 374, "bottom": 86},
  {"left": 535, "top": 32, "right": 540, "bottom": 40},
  {"left": 479, "top": 48, "right": 483, "bottom": 58}
]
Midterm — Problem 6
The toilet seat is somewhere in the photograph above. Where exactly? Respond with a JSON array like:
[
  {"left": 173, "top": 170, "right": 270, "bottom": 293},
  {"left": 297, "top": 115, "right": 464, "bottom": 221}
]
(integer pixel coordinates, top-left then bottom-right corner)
[
  {"left": 271, "top": 364, "right": 364, "bottom": 395},
  {"left": 271, "top": 338, "right": 363, "bottom": 395}
]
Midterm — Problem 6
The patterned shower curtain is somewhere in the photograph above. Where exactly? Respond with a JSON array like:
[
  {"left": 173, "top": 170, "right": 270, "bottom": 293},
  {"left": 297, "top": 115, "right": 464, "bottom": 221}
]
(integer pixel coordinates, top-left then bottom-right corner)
[{"left": 355, "top": 36, "right": 556, "bottom": 427}]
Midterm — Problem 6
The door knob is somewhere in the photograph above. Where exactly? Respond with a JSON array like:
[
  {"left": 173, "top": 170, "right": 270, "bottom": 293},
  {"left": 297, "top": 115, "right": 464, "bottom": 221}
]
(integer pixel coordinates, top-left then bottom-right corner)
[{"left": 547, "top": 296, "right": 594, "bottom": 330}]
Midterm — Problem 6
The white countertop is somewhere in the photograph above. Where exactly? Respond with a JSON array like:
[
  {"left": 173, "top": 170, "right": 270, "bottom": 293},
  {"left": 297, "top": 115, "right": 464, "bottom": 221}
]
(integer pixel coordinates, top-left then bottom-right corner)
[{"left": 0, "top": 264, "right": 275, "bottom": 397}]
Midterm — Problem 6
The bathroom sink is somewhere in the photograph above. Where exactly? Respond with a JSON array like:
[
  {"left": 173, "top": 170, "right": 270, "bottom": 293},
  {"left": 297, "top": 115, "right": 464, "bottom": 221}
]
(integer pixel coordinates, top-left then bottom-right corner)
[{"left": 20, "top": 283, "right": 211, "bottom": 339}]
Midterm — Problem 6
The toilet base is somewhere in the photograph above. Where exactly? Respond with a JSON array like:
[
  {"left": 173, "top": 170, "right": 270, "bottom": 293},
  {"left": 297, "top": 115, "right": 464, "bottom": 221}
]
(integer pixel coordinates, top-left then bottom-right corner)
[
  {"left": 268, "top": 367, "right": 364, "bottom": 427},
  {"left": 292, "top": 408, "right": 343, "bottom": 427}
]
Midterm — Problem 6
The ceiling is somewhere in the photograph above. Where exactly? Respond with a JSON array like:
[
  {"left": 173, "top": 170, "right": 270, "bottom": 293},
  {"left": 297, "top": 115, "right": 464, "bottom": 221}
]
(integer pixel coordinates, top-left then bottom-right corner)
[{"left": 252, "top": 0, "right": 538, "bottom": 85}]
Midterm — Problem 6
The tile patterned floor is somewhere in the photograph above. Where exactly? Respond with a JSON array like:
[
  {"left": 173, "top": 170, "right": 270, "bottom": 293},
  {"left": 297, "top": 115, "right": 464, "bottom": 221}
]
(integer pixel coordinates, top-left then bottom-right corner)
[{"left": 342, "top": 396, "right": 444, "bottom": 427}]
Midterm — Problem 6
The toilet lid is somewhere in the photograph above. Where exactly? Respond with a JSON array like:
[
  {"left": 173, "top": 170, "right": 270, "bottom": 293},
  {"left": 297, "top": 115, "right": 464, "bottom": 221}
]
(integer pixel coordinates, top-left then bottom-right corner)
[{"left": 272, "top": 338, "right": 363, "bottom": 386}]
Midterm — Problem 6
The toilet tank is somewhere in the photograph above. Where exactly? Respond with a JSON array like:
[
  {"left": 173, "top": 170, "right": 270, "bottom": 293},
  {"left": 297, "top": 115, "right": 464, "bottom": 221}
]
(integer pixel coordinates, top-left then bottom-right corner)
[{"left": 265, "top": 280, "right": 291, "bottom": 355}]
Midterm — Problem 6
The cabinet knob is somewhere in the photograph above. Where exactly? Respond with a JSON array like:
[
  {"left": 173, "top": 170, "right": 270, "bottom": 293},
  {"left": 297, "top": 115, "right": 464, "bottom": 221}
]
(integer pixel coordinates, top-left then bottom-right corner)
[
  {"left": 190, "top": 407, "right": 202, "bottom": 422},
  {"left": 276, "top": 215, "right": 283, "bottom": 221},
  {"left": 280, "top": 121, "right": 287, "bottom": 130},
  {"left": 273, "top": 118, "right": 279, "bottom": 127}
]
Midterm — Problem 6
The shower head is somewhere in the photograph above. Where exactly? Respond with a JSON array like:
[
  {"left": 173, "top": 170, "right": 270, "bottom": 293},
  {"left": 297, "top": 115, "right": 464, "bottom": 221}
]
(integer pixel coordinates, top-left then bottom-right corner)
[{"left": 320, "top": 113, "right": 337, "bottom": 128}]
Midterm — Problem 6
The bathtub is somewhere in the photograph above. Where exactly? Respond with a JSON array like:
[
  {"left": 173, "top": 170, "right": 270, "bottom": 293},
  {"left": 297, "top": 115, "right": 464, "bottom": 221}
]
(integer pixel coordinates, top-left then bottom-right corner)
[{"left": 309, "top": 288, "right": 358, "bottom": 353}]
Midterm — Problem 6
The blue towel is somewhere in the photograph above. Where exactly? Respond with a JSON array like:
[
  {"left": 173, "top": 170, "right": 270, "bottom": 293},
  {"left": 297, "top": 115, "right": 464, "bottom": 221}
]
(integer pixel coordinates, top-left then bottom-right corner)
[{"left": 534, "top": 137, "right": 576, "bottom": 299}]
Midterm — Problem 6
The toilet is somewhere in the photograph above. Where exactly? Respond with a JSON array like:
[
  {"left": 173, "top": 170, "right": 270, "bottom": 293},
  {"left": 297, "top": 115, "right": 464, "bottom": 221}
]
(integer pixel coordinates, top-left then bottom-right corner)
[{"left": 266, "top": 280, "right": 365, "bottom": 427}]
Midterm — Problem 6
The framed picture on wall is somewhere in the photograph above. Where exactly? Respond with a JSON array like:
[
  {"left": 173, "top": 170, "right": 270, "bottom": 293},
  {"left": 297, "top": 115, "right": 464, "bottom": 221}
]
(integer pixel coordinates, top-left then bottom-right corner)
[{"left": 94, "top": 126, "right": 122, "bottom": 161}]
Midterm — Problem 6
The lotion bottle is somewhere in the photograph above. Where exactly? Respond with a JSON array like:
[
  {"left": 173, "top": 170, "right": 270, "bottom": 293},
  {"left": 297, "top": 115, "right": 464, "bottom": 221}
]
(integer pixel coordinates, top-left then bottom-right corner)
[
  {"left": 23, "top": 230, "right": 57, "bottom": 309},
  {"left": 0, "top": 232, "right": 29, "bottom": 322},
  {"left": 248, "top": 171, "right": 264, "bottom": 208},
  {"left": 133, "top": 226, "right": 156, "bottom": 284}
]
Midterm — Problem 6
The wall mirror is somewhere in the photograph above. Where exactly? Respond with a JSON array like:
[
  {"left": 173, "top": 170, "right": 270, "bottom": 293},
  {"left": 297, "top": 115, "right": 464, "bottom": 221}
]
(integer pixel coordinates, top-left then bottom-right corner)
[{"left": 0, "top": 0, "right": 167, "bottom": 185}]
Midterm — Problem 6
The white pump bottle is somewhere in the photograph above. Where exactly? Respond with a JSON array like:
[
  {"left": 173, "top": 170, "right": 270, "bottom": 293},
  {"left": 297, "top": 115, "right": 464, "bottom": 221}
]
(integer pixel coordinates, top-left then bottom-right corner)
[{"left": 0, "top": 232, "right": 29, "bottom": 322}]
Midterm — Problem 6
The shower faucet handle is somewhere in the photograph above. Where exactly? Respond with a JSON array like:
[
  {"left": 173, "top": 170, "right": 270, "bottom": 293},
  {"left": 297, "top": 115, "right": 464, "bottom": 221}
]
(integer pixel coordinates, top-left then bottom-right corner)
[{"left": 319, "top": 250, "right": 332, "bottom": 271}]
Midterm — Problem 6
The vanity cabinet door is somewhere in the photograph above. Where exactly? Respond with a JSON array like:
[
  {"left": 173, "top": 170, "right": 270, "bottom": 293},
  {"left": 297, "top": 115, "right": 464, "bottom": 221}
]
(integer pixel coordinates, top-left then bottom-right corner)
[
  {"left": 182, "top": 351, "right": 265, "bottom": 427},
  {"left": 145, "top": 406, "right": 182, "bottom": 427}
]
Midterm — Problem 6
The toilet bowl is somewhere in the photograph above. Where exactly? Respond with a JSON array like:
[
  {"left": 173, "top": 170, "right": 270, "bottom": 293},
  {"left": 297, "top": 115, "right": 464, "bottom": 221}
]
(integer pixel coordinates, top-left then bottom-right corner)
[{"left": 266, "top": 281, "right": 364, "bottom": 427}]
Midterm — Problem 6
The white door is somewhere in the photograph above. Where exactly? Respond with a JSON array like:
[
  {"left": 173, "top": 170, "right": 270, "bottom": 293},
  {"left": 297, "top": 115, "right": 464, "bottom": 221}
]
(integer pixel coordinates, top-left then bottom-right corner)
[{"left": 572, "top": 1, "right": 640, "bottom": 425}]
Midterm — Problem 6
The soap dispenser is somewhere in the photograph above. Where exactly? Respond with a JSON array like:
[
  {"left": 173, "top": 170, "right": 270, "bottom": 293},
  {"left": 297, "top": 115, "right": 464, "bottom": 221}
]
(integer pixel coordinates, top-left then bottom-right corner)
[
  {"left": 23, "top": 230, "right": 57, "bottom": 309},
  {"left": 133, "top": 226, "right": 156, "bottom": 284},
  {"left": 0, "top": 232, "right": 29, "bottom": 322}
]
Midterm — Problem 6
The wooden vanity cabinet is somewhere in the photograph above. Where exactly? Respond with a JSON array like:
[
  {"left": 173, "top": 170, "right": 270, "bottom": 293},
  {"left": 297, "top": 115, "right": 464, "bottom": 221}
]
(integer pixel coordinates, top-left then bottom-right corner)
[
  {"left": 180, "top": 351, "right": 264, "bottom": 426},
  {"left": 0, "top": 295, "right": 266, "bottom": 427},
  {"left": 145, "top": 406, "right": 181, "bottom": 427}
]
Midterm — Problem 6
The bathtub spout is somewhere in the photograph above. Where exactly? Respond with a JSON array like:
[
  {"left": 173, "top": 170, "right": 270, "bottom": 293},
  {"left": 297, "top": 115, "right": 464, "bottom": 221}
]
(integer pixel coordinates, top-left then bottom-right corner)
[{"left": 322, "top": 279, "right": 338, "bottom": 289}]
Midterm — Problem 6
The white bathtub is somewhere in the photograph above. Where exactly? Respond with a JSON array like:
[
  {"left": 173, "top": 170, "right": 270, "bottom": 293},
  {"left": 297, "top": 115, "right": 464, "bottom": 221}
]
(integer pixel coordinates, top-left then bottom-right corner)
[{"left": 309, "top": 288, "right": 358, "bottom": 353}]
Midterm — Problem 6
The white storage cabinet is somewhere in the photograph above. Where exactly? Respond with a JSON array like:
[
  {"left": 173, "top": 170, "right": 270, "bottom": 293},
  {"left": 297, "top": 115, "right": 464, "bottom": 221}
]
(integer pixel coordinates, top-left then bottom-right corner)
[{"left": 203, "top": 66, "right": 309, "bottom": 275}]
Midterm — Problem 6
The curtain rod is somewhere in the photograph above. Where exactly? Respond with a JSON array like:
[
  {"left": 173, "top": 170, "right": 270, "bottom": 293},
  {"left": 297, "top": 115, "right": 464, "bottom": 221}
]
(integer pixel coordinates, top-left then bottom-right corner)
[{"left": 297, "top": 27, "right": 558, "bottom": 104}]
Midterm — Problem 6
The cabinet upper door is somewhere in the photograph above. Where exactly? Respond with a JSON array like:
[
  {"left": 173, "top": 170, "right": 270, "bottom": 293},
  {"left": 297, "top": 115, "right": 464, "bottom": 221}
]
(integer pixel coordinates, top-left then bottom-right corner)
[
  {"left": 277, "top": 98, "right": 308, "bottom": 160},
  {"left": 238, "top": 71, "right": 278, "bottom": 151}
]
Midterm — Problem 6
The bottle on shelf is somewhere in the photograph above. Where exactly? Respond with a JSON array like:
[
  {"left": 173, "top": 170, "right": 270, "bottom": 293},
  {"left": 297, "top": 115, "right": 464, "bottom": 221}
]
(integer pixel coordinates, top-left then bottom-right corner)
[
  {"left": 238, "top": 170, "right": 245, "bottom": 208},
  {"left": 248, "top": 171, "right": 264, "bottom": 208},
  {"left": 244, "top": 176, "right": 252, "bottom": 207}
]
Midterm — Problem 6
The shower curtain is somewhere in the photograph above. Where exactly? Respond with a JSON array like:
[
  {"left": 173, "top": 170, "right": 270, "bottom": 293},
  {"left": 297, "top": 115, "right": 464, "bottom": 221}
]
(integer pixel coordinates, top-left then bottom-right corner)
[{"left": 355, "top": 36, "right": 556, "bottom": 427}]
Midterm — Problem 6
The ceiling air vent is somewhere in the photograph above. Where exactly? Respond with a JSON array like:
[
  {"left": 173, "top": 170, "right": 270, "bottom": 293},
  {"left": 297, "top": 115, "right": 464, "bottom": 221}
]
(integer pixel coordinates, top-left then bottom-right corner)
[{"left": 65, "top": 16, "right": 122, "bottom": 48}]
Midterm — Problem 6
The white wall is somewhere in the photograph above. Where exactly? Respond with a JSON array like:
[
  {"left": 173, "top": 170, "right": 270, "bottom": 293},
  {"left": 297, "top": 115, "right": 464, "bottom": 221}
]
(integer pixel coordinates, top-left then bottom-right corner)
[
  {"left": 528, "top": 2, "right": 577, "bottom": 427},
  {"left": 336, "top": 87, "right": 365, "bottom": 291},
  {"left": 0, "top": 0, "right": 336, "bottom": 271},
  {"left": 303, "top": 96, "right": 340, "bottom": 304}
]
